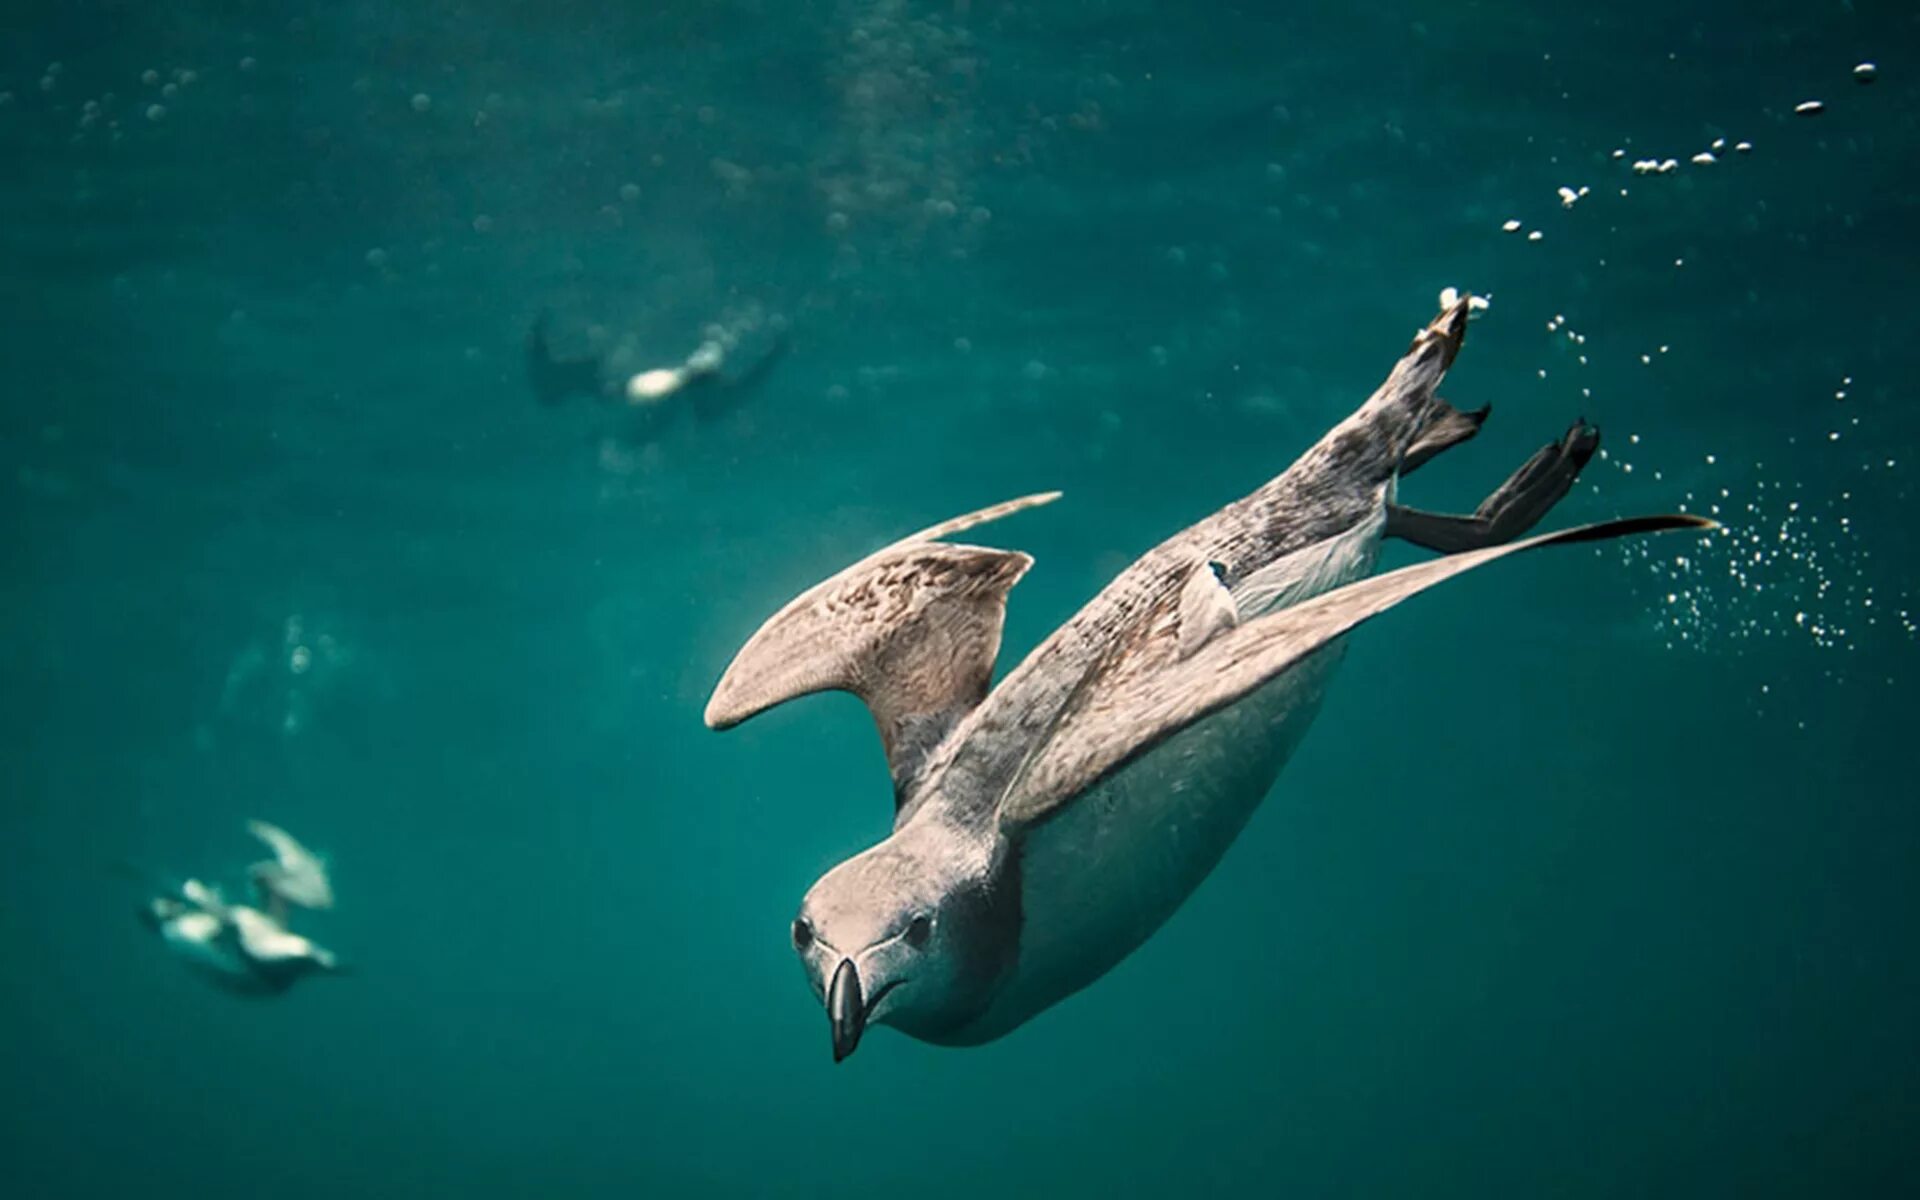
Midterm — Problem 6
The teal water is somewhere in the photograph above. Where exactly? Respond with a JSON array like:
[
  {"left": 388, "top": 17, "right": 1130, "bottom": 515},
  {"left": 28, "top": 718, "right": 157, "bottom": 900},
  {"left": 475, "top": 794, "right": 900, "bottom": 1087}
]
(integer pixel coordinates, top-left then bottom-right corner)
[{"left": 4, "top": 2, "right": 1917, "bottom": 1195}]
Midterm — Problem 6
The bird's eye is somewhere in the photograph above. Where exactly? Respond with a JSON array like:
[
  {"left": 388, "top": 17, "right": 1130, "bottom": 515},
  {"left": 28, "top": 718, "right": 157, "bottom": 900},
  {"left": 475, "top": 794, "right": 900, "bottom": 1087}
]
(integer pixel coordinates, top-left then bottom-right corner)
[
  {"left": 792, "top": 918, "right": 813, "bottom": 950},
  {"left": 905, "top": 914, "right": 932, "bottom": 948}
]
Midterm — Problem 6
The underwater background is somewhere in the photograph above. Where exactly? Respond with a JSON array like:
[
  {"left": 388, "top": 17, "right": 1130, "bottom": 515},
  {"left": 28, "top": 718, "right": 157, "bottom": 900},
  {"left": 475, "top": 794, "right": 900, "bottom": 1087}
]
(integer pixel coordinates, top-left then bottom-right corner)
[{"left": 4, "top": 0, "right": 1917, "bottom": 1195}]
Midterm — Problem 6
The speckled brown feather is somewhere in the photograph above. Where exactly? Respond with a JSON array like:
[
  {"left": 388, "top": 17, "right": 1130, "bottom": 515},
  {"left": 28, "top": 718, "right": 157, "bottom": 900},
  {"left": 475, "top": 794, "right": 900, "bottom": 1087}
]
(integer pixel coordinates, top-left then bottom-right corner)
[
  {"left": 707, "top": 301, "right": 1475, "bottom": 823},
  {"left": 704, "top": 492, "right": 1060, "bottom": 799},
  {"left": 999, "top": 514, "right": 1714, "bottom": 828},
  {"left": 920, "top": 299, "right": 1476, "bottom": 823}
]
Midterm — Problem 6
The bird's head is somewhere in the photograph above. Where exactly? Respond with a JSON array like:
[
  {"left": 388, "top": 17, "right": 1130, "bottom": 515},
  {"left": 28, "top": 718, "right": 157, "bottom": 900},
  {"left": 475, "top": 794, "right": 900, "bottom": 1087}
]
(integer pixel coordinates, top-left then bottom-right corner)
[{"left": 791, "top": 826, "right": 1015, "bottom": 1061}]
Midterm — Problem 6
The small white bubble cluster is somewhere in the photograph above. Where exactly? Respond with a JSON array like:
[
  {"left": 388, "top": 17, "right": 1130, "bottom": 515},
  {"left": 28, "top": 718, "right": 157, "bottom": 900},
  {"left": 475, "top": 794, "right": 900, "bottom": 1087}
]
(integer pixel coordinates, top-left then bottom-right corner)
[
  {"left": 1623, "top": 130, "right": 1761, "bottom": 180},
  {"left": 1594, "top": 401, "right": 1914, "bottom": 657},
  {"left": 1535, "top": 314, "right": 1597, "bottom": 397}
]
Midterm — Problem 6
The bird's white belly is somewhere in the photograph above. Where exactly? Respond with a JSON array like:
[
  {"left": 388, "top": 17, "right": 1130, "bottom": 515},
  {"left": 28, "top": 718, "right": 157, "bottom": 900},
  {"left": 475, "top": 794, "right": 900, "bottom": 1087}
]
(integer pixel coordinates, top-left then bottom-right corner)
[
  {"left": 163, "top": 916, "right": 249, "bottom": 978},
  {"left": 957, "top": 510, "right": 1385, "bottom": 1042},
  {"left": 966, "top": 644, "right": 1345, "bottom": 1041}
]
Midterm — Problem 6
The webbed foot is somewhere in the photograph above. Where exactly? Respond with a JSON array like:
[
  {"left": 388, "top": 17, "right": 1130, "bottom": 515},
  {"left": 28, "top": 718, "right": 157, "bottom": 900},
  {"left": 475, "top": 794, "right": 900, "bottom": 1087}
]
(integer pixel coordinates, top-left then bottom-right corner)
[{"left": 1386, "top": 419, "right": 1600, "bottom": 553}]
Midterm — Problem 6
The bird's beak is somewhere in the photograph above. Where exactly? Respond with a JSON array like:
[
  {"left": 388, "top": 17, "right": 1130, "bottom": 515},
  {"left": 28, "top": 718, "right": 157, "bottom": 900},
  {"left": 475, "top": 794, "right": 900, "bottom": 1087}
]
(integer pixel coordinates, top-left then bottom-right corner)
[{"left": 828, "top": 957, "right": 865, "bottom": 1063}]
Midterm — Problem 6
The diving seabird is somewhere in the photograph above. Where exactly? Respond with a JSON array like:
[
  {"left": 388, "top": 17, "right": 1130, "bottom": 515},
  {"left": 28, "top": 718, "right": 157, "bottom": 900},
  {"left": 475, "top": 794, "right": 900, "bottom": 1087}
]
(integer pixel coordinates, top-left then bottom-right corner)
[
  {"left": 142, "top": 879, "right": 344, "bottom": 996},
  {"left": 525, "top": 310, "right": 789, "bottom": 435},
  {"left": 705, "top": 295, "right": 1710, "bottom": 1060},
  {"left": 140, "top": 823, "right": 346, "bottom": 997}
]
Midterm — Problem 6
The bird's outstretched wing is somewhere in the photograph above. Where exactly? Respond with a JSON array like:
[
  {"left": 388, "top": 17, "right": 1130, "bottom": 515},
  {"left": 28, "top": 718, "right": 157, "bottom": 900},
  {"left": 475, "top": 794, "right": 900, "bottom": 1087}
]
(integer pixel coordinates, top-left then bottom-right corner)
[
  {"left": 706, "top": 493, "right": 1060, "bottom": 802},
  {"left": 999, "top": 514, "right": 1712, "bottom": 831},
  {"left": 247, "top": 820, "right": 334, "bottom": 912}
]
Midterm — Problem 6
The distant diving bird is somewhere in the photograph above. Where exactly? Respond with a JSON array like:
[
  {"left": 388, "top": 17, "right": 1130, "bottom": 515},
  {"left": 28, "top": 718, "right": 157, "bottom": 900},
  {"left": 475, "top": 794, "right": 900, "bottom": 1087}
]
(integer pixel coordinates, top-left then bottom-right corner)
[
  {"left": 525, "top": 310, "right": 789, "bottom": 437},
  {"left": 705, "top": 293, "right": 1711, "bottom": 1061},
  {"left": 139, "top": 823, "right": 346, "bottom": 996}
]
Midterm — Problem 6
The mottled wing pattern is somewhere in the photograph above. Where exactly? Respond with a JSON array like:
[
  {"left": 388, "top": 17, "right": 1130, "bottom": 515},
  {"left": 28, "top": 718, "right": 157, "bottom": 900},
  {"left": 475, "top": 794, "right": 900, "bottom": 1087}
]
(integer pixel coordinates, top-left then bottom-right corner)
[
  {"left": 998, "top": 515, "right": 1712, "bottom": 831},
  {"left": 706, "top": 493, "right": 1059, "bottom": 800},
  {"left": 928, "top": 300, "right": 1476, "bottom": 816}
]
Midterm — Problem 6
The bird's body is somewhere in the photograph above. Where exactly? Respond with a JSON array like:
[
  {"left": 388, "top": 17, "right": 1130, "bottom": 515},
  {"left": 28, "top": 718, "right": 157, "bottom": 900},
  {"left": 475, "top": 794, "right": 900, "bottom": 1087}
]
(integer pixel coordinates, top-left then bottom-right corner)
[
  {"left": 151, "top": 903, "right": 255, "bottom": 988},
  {"left": 707, "top": 295, "right": 1708, "bottom": 1059},
  {"left": 923, "top": 512, "right": 1383, "bottom": 1043},
  {"left": 962, "top": 602, "right": 1355, "bottom": 1042},
  {"left": 144, "top": 886, "right": 340, "bottom": 997},
  {"left": 139, "top": 823, "right": 345, "bottom": 998}
]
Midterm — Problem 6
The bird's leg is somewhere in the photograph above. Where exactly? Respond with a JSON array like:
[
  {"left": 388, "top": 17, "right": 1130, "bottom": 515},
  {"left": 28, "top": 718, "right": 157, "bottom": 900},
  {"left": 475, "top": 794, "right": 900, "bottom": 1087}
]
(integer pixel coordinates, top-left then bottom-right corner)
[
  {"left": 1387, "top": 419, "right": 1600, "bottom": 553},
  {"left": 1401, "top": 398, "right": 1490, "bottom": 474}
]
